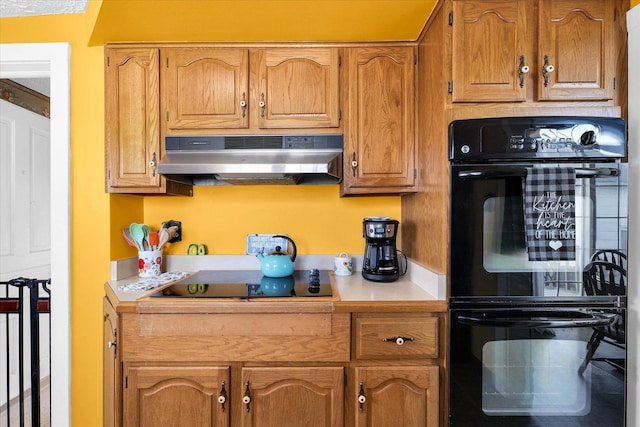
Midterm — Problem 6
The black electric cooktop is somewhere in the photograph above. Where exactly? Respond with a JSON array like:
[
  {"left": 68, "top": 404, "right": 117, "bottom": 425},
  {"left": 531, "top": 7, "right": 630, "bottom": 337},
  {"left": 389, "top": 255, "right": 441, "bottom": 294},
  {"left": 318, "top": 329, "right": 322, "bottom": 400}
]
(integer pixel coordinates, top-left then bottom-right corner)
[{"left": 153, "top": 269, "right": 333, "bottom": 299}]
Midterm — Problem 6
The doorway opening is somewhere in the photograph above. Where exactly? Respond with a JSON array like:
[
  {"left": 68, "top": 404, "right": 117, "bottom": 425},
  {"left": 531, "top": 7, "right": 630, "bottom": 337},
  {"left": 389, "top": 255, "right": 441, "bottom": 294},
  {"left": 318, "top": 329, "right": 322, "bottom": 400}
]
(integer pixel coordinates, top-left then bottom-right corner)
[{"left": 0, "top": 43, "right": 71, "bottom": 426}]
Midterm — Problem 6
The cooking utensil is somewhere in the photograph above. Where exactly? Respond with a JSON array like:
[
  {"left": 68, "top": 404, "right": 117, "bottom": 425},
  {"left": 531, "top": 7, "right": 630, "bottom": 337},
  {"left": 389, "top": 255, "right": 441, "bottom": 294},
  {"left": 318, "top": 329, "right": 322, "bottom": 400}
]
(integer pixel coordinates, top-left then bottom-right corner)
[
  {"left": 149, "top": 231, "right": 159, "bottom": 250},
  {"left": 158, "top": 228, "right": 169, "bottom": 250},
  {"left": 122, "top": 227, "right": 138, "bottom": 248},
  {"left": 129, "top": 223, "right": 145, "bottom": 251},
  {"left": 141, "top": 224, "right": 151, "bottom": 250}
]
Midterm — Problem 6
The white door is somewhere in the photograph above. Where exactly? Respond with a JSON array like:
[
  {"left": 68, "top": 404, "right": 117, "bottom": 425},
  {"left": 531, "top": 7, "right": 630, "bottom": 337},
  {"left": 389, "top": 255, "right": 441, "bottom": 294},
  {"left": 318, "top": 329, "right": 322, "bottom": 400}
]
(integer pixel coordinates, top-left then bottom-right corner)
[
  {"left": 0, "top": 98, "right": 51, "bottom": 407},
  {"left": 0, "top": 99, "right": 51, "bottom": 278}
]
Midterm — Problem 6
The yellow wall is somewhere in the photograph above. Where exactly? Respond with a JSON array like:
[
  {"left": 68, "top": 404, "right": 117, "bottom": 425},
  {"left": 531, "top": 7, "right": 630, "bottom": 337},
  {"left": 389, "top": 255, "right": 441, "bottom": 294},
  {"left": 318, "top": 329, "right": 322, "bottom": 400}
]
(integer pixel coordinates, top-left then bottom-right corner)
[
  {"left": 143, "top": 186, "right": 400, "bottom": 257},
  {"left": 634, "top": 0, "right": 640, "bottom": 7},
  {"left": 0, "top": 4, "right": 399, "bottom": 426},
  {"left": 0, "top": 9, "right": 111, "bottom": 427}
]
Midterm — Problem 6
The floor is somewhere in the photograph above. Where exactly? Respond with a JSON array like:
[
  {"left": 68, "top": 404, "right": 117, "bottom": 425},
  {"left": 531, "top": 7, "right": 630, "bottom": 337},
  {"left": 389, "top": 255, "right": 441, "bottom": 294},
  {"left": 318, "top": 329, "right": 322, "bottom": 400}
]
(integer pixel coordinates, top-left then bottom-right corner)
[{"left": 0, "top": 378, "right": 50, "bottom": 427}]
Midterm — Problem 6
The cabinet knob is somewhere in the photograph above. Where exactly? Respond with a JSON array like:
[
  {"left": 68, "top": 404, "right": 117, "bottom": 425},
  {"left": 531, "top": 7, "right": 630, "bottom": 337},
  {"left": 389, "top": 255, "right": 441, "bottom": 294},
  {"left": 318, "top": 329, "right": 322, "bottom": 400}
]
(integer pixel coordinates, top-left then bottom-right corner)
[
  {"left": 518, "top": 55, "right": 529, "bottom": 88},
  {"left": 240, "top": 92, "right": 247, "bottom": 118},
  {"left": 351, "top": 152, "right": 358, "bottom": 177},
  {"left": 358, "top": 382, "right": 367, "bottom": 412},
  {"left": 259, "top": 93, "right": 266, "bottom": 118},
  {"left": 107, "top": 341, "right": 116, "bottom": 349},
  {"left": 149, "top": 152, "right": 157, "bottom": 177},
  {"left": 542, "top": 55, "right": 555, "bottom": 87},
  {"left": 218, "top": 381, "right": 227, "bottom": 412},
  {"left": 243, "top": 381, "right": 252, "bottom": 412}
]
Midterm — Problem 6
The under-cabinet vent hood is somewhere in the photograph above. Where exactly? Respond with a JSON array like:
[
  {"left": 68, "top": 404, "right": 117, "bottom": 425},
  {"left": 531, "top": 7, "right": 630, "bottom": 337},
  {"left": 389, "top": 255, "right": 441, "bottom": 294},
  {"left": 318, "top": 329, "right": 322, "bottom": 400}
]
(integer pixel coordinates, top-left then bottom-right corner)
[{"left": 158, "top": 135, "right": 343, "bottom": 185}]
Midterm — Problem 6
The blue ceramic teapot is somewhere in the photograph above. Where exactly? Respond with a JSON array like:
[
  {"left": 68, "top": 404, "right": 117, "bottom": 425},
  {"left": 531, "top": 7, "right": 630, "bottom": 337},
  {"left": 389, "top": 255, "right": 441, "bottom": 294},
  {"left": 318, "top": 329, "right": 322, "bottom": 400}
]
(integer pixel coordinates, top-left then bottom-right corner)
[{"left": 256, "top": 235, "right": 297, "bottom": 277}]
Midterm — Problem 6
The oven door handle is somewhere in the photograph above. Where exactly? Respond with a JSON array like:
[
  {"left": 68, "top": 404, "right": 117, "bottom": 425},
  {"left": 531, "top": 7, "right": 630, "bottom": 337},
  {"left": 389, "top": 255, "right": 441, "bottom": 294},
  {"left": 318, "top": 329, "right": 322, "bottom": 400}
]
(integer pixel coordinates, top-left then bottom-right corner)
[
  {"left": 457, "top": 168, "right": 619, "bottom": 179},
  {"left": 457, "top": 310, "right": 617, "bottom": 329}
]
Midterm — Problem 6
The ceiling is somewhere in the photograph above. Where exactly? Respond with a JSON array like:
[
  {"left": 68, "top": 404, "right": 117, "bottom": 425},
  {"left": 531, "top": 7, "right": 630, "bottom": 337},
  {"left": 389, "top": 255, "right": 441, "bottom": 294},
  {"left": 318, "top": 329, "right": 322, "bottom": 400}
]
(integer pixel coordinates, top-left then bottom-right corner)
[
  {"left": 1, "top": 0, "right": 439, "bottom": 95},
  {"left": 90, "top": 0, "right": 438, "bottom": 45},
  {"left": 1, "top": 0, "right": 438, "bottom": 43},
  {"left": 0, "top": 0, "right": 88, "bottom": 18}
]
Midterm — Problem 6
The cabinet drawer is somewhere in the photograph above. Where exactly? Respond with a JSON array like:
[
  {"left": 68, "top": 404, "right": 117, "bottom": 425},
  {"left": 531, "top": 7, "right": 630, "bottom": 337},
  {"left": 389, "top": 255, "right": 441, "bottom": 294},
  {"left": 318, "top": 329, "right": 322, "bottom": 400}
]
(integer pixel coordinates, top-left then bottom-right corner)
[
  {"left": 121, "top": 311, "right": 350, "bottom": 362},
  {"left": 354, "top": 316, "right": 438, "bottom": 360}
]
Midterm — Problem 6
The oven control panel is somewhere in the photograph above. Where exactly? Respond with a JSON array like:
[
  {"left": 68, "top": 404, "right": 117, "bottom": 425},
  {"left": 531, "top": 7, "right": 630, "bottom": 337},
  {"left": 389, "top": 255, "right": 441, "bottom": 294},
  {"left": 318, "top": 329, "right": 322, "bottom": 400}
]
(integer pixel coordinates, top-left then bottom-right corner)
[
  {"left": 449, "top": 116, "right": 626, "bottom": 161},
  {"left": 508, "top": 124, "right": 599, "bottom": 153}
]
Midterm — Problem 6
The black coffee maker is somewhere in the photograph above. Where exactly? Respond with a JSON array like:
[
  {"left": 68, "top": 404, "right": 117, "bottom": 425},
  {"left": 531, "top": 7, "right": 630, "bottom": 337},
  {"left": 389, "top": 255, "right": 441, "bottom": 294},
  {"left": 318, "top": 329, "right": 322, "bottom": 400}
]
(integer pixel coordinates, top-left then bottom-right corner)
[{"left": 362, "top": 217, "right": 400, "bottom": 282}]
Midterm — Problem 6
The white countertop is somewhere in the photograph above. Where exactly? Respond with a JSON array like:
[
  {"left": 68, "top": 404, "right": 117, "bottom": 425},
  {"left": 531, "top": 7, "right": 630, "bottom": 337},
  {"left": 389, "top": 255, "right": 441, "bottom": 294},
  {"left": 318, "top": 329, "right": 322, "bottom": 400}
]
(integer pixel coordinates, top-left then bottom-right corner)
[{"left": 107, "top": 255, "right": 446, "bottom": 303}]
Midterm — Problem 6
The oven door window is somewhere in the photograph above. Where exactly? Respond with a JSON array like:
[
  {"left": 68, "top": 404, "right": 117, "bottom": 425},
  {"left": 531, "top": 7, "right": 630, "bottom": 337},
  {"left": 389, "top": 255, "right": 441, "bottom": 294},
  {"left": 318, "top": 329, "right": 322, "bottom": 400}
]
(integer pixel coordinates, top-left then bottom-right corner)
[
  {"left": 450, "top": 163, "right": 627, "bottom": 298},
  {"left": 483, "top": 339, "right": 590, "bottom": 416},
  {"left": 449, "top": 309, "right": 626, "bottom": 426}
]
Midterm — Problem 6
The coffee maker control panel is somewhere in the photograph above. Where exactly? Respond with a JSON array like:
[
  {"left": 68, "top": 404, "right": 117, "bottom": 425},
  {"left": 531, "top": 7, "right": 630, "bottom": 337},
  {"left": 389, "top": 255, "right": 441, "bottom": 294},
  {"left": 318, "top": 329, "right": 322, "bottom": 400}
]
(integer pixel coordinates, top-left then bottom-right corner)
[
  {"left": 363, "top": 218, "right": 398, "bottom": 239},
  {"left": 365, "top": 223, "right": 396, "bottom": 238}
]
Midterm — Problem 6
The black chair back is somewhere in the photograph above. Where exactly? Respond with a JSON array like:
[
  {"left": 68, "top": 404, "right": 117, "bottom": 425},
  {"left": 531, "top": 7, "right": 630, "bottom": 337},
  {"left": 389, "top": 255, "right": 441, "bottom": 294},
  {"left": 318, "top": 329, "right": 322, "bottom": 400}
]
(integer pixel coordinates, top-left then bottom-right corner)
[
  {"left": 583, "top": 260, "right": 626, "bottom": 297},
  {"left": 590, "top": 249, "right": 627, "bottom": 271}
]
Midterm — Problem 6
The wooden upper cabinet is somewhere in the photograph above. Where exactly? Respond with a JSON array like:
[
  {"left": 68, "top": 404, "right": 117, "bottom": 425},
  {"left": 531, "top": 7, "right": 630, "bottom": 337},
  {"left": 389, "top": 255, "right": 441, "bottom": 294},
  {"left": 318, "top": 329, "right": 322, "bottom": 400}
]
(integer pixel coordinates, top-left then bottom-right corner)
[
  {"left": 537, "top": 0, "right": 614, "bottom": 101},
  {"left": 163, "top": 48, "right": 250, "bottom": 130},
  {"left": 162, "top": 47, "right": 340, "bottom": 132},
  {"left": 450, "top": 0, "right": 617, "bottom": 103},
  {"left": 343, "top": 47, "right": 416, "bottom": 194},
  {"left": 105, "top": 48, "right": 161, "bottom": 189},
  {"left": 451, "top": 0, "right": 529, "bottom": 102},
  {"left": 253, "top": 48, "right": 341, "bottom": 129}
]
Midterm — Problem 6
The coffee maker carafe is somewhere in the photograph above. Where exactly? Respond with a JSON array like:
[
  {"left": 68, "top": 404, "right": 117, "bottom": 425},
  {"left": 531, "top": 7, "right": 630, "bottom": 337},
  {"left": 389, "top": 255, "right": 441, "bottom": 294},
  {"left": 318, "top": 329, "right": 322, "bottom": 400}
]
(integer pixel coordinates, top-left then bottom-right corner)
[{"left": 362, "top": 218, "right": 400, "bottom": 282}]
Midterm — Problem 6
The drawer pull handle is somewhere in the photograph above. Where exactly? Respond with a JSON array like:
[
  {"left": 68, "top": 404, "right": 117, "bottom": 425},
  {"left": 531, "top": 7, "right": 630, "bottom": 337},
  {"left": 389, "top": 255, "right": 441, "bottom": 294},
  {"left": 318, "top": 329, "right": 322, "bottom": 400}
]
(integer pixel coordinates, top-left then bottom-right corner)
[{"left": 383, "top": 336, "right": 415, "bottom": 346}]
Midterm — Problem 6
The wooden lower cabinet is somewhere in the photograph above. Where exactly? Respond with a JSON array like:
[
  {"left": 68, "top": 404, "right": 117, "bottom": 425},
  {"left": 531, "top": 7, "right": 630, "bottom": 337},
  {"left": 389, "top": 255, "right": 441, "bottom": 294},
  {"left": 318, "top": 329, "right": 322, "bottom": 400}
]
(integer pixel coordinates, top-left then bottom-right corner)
[
  {"left": 123, "top": 365, "right": 230, "bottom": 427},
  {"left": 349, "top": 312, "right": 442, "bottom": 427},
  {"left": 103, "top": 298, "right": 121, "bottom": 427},
  {"left": 120, "top": 364, "right": 343, "bottom": 427},
  {"left": 105, "top": 300, "right": 445, "bottom": 427},
  {"left": 240, "top": 366, "right": 344, "bottom": 427},
  {"left": 350, "top": 366, "right": 439, "bottom": 427}
]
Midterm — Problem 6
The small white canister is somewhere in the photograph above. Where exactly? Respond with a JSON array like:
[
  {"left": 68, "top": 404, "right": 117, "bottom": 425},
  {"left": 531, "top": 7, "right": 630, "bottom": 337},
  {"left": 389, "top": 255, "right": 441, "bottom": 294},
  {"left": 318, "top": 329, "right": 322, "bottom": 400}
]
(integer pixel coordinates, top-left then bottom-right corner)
[{"left": 333, "top": 252, "right": 353, "bottom": 276}]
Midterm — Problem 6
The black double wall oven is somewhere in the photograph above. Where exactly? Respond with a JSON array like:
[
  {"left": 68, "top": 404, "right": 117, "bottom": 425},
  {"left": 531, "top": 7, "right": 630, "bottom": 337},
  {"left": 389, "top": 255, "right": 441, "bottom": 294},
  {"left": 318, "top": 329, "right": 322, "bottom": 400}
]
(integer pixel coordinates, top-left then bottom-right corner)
[{"left": 448, "top": 117, "right": 627, "bottom": 427}]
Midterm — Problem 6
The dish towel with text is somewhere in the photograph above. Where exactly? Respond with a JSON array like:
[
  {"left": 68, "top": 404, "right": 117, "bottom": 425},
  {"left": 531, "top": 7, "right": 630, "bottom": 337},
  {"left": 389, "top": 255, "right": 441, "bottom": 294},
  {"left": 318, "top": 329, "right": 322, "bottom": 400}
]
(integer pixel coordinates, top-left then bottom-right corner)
[{"left": 522, "top": 166, "right": 576, "bottom": 261}]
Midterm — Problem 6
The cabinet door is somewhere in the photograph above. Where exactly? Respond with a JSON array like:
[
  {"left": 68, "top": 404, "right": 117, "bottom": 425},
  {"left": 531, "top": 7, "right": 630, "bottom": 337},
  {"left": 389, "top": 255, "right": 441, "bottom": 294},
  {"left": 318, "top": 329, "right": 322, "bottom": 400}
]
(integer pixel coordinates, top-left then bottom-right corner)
[
  {"left": 253, "top": 48, "right": 340, "bottom": 128},
  {"left": 352, "top": 366, "right": 439, "bottom": 427},
  {"left": 163, "top": 48, "right": 250, "bottom": 130},
  {"left": 103, "top": 298, "right": 121, "bottom": 427},
  {"left": 124, "top": 365, "right": 230, "bottom": 427},
  {"left": 240, "top": 366, "right": 344, "bottom": 427},
  {"left": 105, "top": 48, "right": 161, "bottom": 189},
  {"left": 344, "top": 47, "right": 416, "bottom": 194},
  {"left": 537, "top": 0, "right": 614, "bottom": 100},
  {"left": 451, "top": 0, "right": 529, "bottom": 102}
]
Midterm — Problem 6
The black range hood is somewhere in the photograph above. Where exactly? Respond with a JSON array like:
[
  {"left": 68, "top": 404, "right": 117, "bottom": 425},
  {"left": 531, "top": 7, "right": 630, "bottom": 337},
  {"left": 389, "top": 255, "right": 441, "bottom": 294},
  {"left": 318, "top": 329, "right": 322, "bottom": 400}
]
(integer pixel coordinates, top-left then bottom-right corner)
[{"left": 158, "top": 135, "right": 343, "bottom": 185}]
